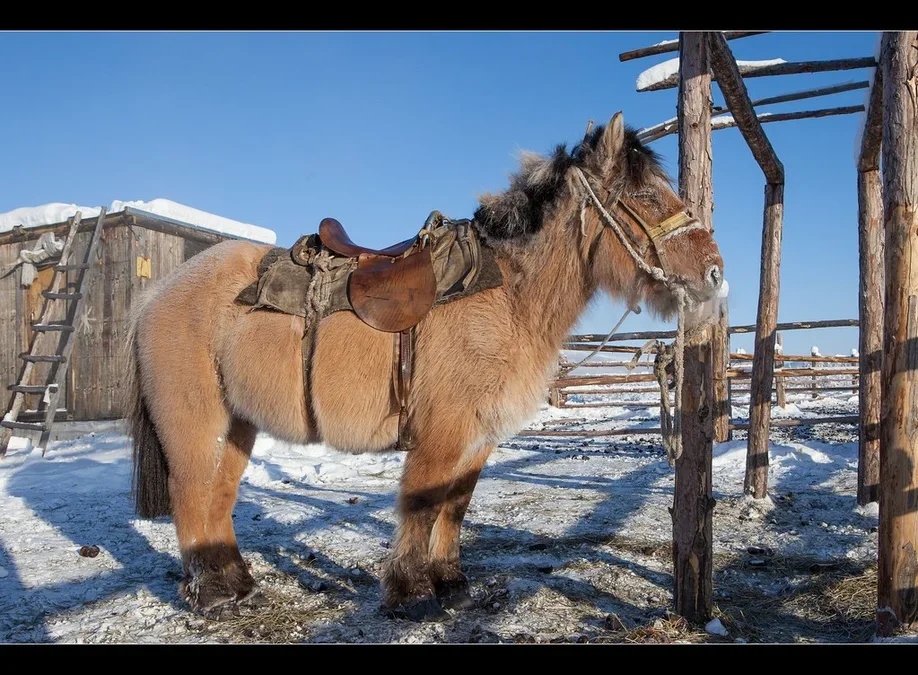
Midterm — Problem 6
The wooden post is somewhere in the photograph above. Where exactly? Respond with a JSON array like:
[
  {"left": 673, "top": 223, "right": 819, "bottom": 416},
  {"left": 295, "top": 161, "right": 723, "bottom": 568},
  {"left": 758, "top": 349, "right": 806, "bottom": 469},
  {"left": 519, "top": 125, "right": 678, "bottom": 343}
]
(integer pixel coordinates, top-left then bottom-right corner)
[
  {"left": 811, "top": 346, "right": 820, "bottom": 399},
  {"left": 713, "top": 301, "right": 731, "bottom": 442},
  {"left": 744, "top": 184, "right": 784, "bottom": 499},
  {"left": 877, "top": 30, "right": 918, "bottom": 637},
  {"left": 858, "top": 67, "right": 883, "bottom": 507},
  {"left": 775, "top": 332, "right": 787, "bottom": 408},
  {"left": 672, "top": 31, "right": 715, "bottom": 624},
  {"left": 708, "top": 32, "right": 786, "bottom": 500}
]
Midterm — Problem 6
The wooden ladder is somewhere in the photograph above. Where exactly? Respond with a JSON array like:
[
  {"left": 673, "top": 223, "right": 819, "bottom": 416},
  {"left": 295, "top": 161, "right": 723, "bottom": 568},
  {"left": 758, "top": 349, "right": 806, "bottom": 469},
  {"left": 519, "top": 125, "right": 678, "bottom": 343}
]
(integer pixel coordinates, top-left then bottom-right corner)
[{"left": 0, "top": 208, "right": 107, "bottom": 457}]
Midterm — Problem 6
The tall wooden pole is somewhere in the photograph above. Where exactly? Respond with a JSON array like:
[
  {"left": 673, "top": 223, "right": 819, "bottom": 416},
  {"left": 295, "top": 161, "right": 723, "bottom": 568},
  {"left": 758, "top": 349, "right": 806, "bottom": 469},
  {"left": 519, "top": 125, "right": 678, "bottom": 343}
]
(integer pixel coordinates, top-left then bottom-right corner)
[
  {"left": 708, "top": 31, "right": 786, "bottom": 500},
  {"left": 857, "top": 69, "right": 884, "bottom": 507},
  {"left": 672, "top": 30, "right": 714, "bottom": 623},
  {"left": 877, "top": 30, "right": 918, "bottom": 637}
]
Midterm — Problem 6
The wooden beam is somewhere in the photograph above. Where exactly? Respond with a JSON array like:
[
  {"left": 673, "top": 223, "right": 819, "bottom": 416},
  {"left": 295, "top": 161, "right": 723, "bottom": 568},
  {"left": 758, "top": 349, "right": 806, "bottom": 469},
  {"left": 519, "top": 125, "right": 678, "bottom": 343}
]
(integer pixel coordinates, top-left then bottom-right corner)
[
  {"left": 619, "top": 31, "right": 767, "bottom": 62},
  {"left": 712, "top": 80, "right": 870, "bottom": 114},
  {"left": 708, "top": 32, "right": 785, "bottom": 183},
  {"left": 672, "top": 31, "right": 714, "bottom": 625},
  {"left": 877, "top": 30, "right": 918, "bottom": 638},
  {"left": 857, "top": 68, "right": 884, "bottom": 507},
  {"left": 639, "top": 56, "right": 878, "bottom": 93},
  {"left": 567, "top": 319, "right": 859, "bottom": 345},
  {"left": 639, "top": 105, "right": 865, "bottom": 143}
]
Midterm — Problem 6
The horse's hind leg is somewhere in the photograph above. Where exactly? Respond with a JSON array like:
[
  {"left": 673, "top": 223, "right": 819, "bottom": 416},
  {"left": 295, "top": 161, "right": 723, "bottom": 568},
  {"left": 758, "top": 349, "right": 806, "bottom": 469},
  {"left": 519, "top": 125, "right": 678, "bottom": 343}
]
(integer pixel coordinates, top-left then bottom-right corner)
[
  {"left": 198, "top": 418, "right": 259, "bottom": 611},
  {"left": 428, "top": 444, "right": 493, "bottom": 610},
  {"left": 155, "top": 395, "right": 255, "bottom": 613}
]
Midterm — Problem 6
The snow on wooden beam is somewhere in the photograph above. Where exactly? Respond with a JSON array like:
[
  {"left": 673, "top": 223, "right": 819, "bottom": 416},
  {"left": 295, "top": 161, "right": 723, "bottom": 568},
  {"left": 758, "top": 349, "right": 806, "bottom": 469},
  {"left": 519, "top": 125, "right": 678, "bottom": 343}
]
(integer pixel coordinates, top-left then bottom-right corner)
[
  {"left": 638, "top": 105, "right": 865, "bottom": 144},
  {"left": 639, "top": 56, "right": 878, "bottom": 93},
  {"left": 711, "top": 80, "right": 870, "bottom": 115},
  {"left": 619, "top": 31, "right": 767, "bottom": 62}
]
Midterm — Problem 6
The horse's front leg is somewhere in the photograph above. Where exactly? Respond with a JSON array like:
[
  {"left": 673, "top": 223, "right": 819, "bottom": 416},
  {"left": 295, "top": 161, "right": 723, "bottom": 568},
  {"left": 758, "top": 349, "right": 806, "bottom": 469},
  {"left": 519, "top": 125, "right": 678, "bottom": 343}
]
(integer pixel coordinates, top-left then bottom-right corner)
[
  {"left": 382, "top": 428, "right": 473, "bottom": 622},
  {"left": 428, "top": 444, "right": 493, "bottom": 610}
]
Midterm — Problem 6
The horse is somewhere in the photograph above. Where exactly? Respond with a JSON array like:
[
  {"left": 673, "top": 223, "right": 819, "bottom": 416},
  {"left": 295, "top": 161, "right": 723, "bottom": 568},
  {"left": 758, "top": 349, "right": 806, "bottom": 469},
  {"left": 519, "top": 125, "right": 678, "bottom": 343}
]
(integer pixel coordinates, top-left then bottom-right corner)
[{"left": 126, "top": 112, "right": 724, "bottom": 622}]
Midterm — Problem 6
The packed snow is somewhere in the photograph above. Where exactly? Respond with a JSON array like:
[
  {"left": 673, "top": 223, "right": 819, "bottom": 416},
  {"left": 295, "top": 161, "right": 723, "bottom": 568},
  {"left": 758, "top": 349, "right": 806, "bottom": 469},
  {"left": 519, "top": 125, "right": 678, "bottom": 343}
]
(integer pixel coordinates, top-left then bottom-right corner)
[
  {"left": 637, "top": 58, "right": 787, "bottom": 91},
  {"left": 0, "top": 380, "right": 903, "bottom": 643},
  {"left": 0, "top": 199, "right": 276, "bottom": 245}
]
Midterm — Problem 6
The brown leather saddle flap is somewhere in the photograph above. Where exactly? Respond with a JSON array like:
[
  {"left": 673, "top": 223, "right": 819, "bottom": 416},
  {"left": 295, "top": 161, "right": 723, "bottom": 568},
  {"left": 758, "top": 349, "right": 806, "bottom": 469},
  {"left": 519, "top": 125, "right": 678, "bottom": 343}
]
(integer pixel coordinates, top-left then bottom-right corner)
[{"left": 348, "top": 247, "right": 437, "bottom": 332}]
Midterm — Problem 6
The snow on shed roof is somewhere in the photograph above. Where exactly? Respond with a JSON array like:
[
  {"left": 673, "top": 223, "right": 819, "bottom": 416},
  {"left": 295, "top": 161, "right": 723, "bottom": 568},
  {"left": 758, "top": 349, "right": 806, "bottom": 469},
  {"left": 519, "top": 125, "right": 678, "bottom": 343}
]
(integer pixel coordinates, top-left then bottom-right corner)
[{"left": 0, "top": 198, "right": 276, "bottom": 245}]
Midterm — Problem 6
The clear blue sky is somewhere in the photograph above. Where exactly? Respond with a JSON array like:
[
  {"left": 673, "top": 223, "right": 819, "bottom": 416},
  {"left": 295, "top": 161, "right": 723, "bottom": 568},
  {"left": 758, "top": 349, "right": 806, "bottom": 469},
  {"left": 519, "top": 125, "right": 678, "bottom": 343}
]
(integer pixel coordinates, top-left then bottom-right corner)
[{"left": 0, "top": 31, "right": 878, "bottom": 356}]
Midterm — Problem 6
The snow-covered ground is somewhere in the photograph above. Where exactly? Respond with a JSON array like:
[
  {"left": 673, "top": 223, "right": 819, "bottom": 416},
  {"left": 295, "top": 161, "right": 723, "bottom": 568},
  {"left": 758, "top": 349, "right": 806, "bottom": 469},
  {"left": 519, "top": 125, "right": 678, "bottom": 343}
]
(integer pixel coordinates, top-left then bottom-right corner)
[{"left": 0, "top": 389, "right": 902, "bottom": 643}]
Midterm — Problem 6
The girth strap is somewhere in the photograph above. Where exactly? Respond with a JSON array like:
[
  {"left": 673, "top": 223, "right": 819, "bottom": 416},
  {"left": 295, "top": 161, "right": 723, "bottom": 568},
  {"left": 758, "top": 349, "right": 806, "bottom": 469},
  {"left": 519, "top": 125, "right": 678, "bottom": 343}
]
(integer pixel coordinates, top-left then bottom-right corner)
[{"left": 392, "top": 328, "right": 416, "bottom": 450}]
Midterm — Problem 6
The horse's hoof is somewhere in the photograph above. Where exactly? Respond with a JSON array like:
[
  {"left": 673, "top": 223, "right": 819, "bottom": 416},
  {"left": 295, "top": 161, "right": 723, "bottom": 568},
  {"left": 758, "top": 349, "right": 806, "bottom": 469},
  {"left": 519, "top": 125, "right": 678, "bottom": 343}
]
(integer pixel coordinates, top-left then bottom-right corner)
[
  {"left": 202, "top": 601, "right": 241, "bottom": 622},
  {"left": 237, "top": 588, "right": 268, "bottom": 608},
  {"left": 436, "top": 579, "right": 475, "bottom": 611},
  {"left": 438, "top": 586, "right": 476, "bottom": 611},
  {"left": 384, "top": 597, "right": 451, "bottom": 623}
]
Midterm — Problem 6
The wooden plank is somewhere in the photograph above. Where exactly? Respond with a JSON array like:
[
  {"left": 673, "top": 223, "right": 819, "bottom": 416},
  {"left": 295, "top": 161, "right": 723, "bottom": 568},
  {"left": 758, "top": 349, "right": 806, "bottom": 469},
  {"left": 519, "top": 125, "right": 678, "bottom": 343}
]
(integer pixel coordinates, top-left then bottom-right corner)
[
  {"left": 708, "top": 32, "right": 785, "bottom": 183},
  {"left": 0, "top": 243, "right": 22, "bottom": 406},
  {"left": 639, "top": 56, "right": 878, "bottom": 92},
  {"left": 712, "top": 80, "right": 871, "bottom": 114},
  {"left": 672, "top": 31, "right": 715, "bottom": 624},
  {"left": 857, "top": 66, "right": 884, "bottom": 507},
  {"left": 107, "top": 225, "right": 132, "bottom": 418},
  {"left": 618, "top": 31, "right": 767, "bottom": 62},
  {"left": 567, "top": 319, "right": 859, "bottom": 344},
  {"left": 877, "top": 30, "right": 918, "bottom": 637},
  {"left": 730, "top": 416, "right": 859, "bottom": 430}
]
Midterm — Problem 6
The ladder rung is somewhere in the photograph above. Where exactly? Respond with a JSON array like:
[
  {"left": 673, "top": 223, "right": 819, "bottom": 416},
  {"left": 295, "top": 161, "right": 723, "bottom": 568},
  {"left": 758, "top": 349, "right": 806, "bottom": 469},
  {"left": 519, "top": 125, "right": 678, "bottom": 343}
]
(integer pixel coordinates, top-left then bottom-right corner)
[
  {"left": 19, "top": 409, "right": 66, "bottom": 422},
  {"left": 42, "top": 291, "right": 82, "bottom": 300},
  {"left": 0, "top": 420, "right": 46, "bottom": 431},
  {"left": 8, "top": 384, "right": 58, "bottom": 394},
  {"left": 31, "top": 324, "right": 75, "bottom": 333},
  {"left": 20, "top": 354, "right": 66, "bottom": 363},
  {"left": 55, "top": 263, "right": 91, "bottom": 271}
]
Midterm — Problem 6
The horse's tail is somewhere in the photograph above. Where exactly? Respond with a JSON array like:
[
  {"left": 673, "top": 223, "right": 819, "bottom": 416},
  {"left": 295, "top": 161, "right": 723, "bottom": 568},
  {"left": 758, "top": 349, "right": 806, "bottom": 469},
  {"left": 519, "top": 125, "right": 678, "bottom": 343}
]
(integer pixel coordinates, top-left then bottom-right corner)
[{"left": 124, "top": 292, "right": 171, "bottom": 518}]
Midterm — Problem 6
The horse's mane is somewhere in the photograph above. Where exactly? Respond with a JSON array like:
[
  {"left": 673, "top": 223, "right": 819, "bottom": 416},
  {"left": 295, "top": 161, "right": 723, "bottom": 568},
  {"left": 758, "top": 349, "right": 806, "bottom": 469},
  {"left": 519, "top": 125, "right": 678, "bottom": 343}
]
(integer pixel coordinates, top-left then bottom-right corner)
[{"left": 473, "top": 125, "right": 669, "bottom": 244}]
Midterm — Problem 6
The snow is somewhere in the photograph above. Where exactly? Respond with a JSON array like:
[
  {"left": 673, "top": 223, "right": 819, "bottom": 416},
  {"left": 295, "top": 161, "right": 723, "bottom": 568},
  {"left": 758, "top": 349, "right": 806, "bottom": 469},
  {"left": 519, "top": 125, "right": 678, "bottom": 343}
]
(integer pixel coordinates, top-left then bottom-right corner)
[
  {"left": 0, "top": 199, "right": 276, "bottom": 245},
  {"left": 637, "top": 58, "right": 787, "bottom": 91},
  {"left": 705, "top": 618, "right": 729, "bottom": 636},
  {"left": 0, "top": 387, "right": 895, "bottom": 643}
]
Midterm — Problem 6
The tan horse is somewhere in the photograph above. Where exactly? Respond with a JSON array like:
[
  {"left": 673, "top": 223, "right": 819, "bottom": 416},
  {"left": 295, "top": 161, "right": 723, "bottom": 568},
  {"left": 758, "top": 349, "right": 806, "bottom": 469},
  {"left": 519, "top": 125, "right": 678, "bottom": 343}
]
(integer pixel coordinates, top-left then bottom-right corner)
[{"left": 127, "top": 113, "right": 724, "bottom": 622}]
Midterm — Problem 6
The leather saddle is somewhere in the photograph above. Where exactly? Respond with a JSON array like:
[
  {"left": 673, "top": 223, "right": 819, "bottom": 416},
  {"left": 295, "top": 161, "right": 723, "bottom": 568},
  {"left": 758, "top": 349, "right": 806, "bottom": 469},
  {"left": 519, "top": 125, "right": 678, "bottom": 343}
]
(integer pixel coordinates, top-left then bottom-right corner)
[{"left": 316, "top": 216, "right": 437, "bottom": 333}]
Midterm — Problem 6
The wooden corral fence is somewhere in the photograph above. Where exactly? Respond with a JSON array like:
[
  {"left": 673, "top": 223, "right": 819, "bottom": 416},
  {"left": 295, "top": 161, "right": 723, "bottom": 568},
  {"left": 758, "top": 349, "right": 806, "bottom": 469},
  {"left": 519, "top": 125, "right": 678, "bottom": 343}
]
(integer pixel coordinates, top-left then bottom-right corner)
[
  {"left": 529, "top": 318, "right": 860, "bottom": 436},
  {"left": 523, "top": 30, "right": 918, "bottom": 635}
]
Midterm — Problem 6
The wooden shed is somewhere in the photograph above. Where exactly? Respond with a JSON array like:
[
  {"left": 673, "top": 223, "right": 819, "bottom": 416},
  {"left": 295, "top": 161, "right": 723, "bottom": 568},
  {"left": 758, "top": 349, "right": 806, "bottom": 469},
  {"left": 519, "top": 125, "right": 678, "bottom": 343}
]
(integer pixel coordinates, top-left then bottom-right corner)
[{"left": 0, "top": 204, "right": 276, "bottom": 422}]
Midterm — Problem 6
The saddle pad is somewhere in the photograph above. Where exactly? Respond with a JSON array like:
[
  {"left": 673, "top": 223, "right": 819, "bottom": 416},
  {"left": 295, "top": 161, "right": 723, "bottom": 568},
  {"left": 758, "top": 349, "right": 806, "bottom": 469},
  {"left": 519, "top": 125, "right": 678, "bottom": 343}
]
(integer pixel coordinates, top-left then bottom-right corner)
[{"left": 235, "top": 219, "right": 503, "bottom": 326}]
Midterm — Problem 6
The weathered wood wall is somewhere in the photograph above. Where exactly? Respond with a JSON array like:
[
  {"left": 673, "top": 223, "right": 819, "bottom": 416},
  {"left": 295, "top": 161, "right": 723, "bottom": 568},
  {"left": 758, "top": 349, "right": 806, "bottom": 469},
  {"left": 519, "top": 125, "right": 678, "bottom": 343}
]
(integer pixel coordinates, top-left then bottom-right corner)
[{"left": 0, "top": 212, "right": 231, "bottom": 421}]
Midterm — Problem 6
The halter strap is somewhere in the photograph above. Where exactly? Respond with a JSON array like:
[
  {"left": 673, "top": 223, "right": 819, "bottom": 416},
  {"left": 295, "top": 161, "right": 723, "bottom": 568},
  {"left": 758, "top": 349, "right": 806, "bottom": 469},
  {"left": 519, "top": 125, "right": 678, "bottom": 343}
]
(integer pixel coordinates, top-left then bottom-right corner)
[{"left": 573, "top": 166, "right": 698, "bottom": 284}]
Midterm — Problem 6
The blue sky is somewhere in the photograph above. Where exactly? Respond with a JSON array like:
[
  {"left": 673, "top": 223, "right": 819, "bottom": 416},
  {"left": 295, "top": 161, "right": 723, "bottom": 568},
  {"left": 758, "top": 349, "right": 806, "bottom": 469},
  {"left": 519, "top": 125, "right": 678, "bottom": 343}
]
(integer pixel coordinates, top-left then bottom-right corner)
[{"left": 0, "top": 31, "right": 878, "bottom": 356}]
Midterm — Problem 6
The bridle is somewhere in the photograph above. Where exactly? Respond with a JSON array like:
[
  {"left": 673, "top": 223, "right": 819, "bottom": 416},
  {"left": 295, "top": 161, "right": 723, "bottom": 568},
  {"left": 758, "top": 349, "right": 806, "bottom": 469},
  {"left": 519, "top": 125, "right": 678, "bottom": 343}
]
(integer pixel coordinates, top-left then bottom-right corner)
[
  {"left": 571, "top": 165, "right": 706, "bottom": 465},
  {"left": 572, "top": 166, "right": 702, "bottom": 286}
]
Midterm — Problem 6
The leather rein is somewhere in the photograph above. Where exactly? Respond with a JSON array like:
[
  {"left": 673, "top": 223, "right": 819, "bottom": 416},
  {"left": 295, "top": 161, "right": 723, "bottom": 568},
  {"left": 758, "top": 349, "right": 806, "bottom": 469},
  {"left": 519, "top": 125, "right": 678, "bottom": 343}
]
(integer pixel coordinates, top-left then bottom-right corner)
[{"left": 572, "top": 166, "right": 704, "bottom": 464}]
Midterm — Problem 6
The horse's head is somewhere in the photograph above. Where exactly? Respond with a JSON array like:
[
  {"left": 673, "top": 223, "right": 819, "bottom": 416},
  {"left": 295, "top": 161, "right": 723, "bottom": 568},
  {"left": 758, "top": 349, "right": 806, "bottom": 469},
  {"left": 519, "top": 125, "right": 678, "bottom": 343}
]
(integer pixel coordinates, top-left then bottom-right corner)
[{"left": 576, "top": 112, "right": 724, "bottom": 322}]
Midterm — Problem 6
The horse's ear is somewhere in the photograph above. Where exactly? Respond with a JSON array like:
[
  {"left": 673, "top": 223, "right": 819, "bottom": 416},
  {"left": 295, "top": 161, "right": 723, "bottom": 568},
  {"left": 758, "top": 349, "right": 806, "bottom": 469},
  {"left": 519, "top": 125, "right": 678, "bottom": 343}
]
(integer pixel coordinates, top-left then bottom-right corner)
[{"left": 601, "top": 112, "right": 625, "bottom": 164}]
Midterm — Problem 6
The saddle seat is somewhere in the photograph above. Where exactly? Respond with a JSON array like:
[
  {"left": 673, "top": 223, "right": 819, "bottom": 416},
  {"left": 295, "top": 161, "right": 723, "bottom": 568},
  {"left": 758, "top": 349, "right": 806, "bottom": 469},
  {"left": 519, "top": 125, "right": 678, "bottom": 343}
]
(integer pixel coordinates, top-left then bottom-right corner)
[
  {"left": 318, "top": 217, "right": 437, "bottom": 333},
  {"left": 319, "top": 217, "right": 417, "bottom": 258}
]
